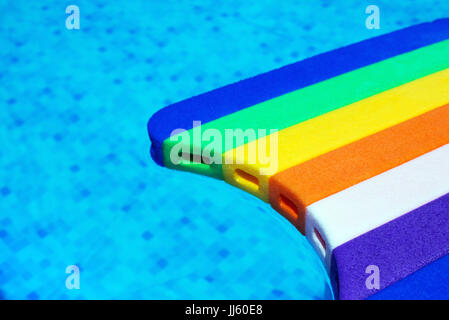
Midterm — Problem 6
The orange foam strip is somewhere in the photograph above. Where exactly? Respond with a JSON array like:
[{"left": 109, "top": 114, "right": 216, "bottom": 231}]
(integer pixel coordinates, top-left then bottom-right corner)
[{"left": 269, "top": 103, "right": 449, "bottom": 234}]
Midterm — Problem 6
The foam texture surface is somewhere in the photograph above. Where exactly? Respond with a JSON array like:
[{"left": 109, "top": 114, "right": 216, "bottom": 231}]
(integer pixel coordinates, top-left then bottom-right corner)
[
  {"left": 369, "top": 252, "right": 449, "bottom": 300},
  {"left": 332, "top": 192, "right": 449, "bottom": 300},
  {"left": 223, "top": 68, "right": 449, "bottom": 201},
  {"left": 270, "top": 104, "right": 449, "bottom": 233},
  {"left": 306, "top": 143, "right": 449, "bottom": 270}
]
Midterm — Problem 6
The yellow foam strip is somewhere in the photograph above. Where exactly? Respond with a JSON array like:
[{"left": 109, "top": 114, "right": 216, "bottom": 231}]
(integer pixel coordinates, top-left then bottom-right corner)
[{"left": 222, "top": 67, "right": 449, "bottom": 202}]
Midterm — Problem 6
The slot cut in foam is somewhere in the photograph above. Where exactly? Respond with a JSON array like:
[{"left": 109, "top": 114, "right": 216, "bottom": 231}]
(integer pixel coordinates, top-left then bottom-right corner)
[
  {"left": 234, "top": 169, "right": 260, "bottom": 193},
  {"left": 279, "top": 194, "right": 299, "bottom": 220},
  {"left": 178, "top": 151, "right": 212, "bottom": 165},
  {"left": 314, "top": 227, "right": 327, "bottom": 259}
]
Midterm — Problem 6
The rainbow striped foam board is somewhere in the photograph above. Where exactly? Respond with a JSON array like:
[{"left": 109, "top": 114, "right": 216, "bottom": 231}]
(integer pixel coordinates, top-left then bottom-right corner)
[{"left": 147, "top": 18, "right": 449, "bottom": 300}]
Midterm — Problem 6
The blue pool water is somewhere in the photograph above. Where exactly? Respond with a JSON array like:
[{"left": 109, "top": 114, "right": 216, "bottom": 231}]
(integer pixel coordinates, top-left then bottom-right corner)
[{"left": 1, "top": 0, "right": 447, "bottom": 299}]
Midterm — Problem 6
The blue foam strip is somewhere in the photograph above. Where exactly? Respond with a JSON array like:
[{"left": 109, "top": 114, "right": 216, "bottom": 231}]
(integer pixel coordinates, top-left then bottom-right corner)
[
  {"left": 368, "top": 252, "right": 449, "bottom": 300},
  {"left": 147, "top": 18, "right": 449, "bottom": 166}
]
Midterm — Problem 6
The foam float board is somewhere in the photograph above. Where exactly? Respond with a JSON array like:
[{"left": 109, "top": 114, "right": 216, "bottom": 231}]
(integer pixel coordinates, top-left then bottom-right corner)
[
  {"left": 148, "top": 19, "right": 449, "bottom": 177},
  {"left": 305, "top": 143, "right": 449, "bottom": 272},
  {"left": 223, "top": 67, "right": 449, "bottom": 201},
  {"left": 269, "top": 103, "right": 449, "bottom": 233},
  {"left": 330, "top": 192, "right": 449, "bottom": 300}
]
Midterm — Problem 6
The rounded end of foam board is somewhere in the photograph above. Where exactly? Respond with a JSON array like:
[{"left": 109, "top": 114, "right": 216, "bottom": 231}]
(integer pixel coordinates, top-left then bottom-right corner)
[{"left": 147, "top": 112, "right": 166, "bottom": 167}]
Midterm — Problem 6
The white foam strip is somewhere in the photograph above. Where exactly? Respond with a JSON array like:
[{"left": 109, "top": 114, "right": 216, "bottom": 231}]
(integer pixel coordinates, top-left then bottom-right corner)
[{"left": 305, "top": 143, "right": 449, "bottom": 271}]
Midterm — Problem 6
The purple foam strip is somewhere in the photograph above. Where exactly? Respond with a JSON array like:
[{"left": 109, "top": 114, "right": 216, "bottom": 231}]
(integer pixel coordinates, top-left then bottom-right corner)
[{"left": 330, "top": 192, "right": 449, "bottom": 300}]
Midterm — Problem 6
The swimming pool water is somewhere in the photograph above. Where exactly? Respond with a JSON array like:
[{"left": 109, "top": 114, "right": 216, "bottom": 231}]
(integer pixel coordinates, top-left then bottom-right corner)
[{"left": 1, "top": 0, "right": 447, "bottom": 299}]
